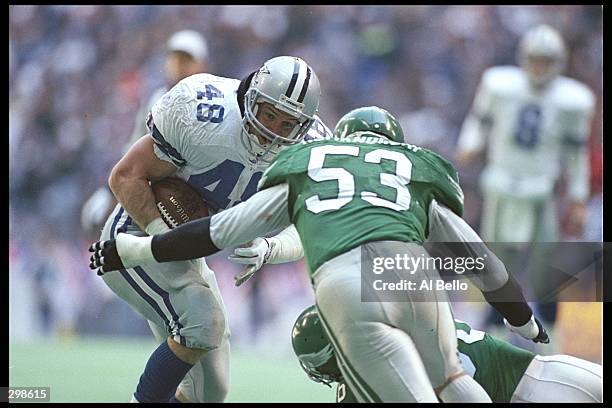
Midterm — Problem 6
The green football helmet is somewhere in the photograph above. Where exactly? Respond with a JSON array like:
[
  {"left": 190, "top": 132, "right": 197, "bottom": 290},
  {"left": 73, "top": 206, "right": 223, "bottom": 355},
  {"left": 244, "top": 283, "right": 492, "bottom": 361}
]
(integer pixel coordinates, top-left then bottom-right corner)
[
  {"left": 291, "top": 305, "right": 343, "bottom": 387},
  {"left": 333, "top": 106, "right": 405, "bottom": 143}
]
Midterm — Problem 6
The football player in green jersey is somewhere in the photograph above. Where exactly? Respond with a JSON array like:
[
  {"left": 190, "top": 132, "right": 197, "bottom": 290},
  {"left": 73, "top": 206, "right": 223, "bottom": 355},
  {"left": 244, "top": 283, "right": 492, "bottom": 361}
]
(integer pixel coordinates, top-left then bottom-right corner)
[
  {"left": 292, "top": 305, "right": 602, "bottom": 403},
  {"left": 90, "top": 106, "right": 548, "bottom": 402}
]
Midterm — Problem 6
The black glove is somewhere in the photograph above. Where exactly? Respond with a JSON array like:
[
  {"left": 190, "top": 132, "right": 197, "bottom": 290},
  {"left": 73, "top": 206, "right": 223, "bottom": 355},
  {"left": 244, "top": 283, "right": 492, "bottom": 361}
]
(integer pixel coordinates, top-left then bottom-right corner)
[{"left": 88, "top": 239, "right": 125, "bottom": 275}]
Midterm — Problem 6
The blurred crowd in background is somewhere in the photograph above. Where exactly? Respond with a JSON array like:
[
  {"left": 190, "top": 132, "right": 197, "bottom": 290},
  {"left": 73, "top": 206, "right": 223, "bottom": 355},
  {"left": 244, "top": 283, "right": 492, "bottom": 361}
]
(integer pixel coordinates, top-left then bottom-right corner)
[{"left": 9, "top": 5, "right": 602, "bottom": 362}]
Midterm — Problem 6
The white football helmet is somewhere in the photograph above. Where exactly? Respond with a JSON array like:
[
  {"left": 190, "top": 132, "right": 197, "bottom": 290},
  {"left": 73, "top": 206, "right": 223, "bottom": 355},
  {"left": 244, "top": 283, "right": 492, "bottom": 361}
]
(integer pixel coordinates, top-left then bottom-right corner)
[
  {"left": 517, "top": 24, "right": 567, "bottom": 87},
  {"left": 241, "top": 56, "right": 321, "bottom": 162}
]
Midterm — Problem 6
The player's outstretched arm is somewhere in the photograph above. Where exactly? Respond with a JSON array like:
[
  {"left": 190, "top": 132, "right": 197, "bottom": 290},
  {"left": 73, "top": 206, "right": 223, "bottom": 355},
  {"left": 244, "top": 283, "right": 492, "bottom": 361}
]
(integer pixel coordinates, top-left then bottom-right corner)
[
  {"left": 89, "top": 184, "right": 291, "bottom": 274},
  {"left": 427, "top": 200, "right": 549, "bottom": 344}
]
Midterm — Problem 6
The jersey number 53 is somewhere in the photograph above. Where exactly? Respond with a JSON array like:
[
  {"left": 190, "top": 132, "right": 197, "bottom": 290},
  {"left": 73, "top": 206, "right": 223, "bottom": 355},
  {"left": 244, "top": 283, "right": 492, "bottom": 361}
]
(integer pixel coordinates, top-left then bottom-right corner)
[{"left": 305, "top": 145, "right": 412, "bottom": 214}]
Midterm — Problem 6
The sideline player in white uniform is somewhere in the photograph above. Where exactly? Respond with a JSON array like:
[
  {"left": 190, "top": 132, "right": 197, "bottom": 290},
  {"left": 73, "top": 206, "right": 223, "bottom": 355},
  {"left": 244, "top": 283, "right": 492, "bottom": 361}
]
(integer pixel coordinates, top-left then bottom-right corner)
[
  {"left": 91, "top": 107, "right": 550, "bottom": 402},
  {"left": 455, "top": 25, "right": 595, "bottom": 326},
  {"left": 456, "top": 24, "right": 594, "bottom": 244},
  {"left": 94, "top": 56, "right": 329, "bottom": 403},
  {"left": 80, "top": 30, "right": 209, "bottom": 233},
  {"left": 291, "top": 306, "right": 602, "bottom": 403}
]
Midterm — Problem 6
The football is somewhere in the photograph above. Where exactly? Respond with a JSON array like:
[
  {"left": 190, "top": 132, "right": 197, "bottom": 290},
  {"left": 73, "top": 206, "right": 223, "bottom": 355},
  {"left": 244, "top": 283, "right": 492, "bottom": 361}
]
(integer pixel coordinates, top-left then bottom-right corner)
[{"left": 151, "top": 177, "right": 209, "bottom": 228}]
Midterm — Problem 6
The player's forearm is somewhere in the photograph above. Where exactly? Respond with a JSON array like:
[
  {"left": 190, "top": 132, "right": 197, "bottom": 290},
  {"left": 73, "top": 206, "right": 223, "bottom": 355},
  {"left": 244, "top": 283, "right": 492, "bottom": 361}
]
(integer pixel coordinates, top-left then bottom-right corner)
[
  {"left": 481, "top": 275, "right": 533, "bottom": 326},
  {"left": 566, "top": 147, "right": 590, "bottom": 203},
  {"left": 111, "top": 216, "right": 220, "bottom": 268},
  {"left": 456, "top": 116, "right": 486, "bottom": 166},
  {"left": 108, "top": 170, "right": 161, "bottom": 231},
  {"left": 112, "top": 184, "right": 292, "bottom": 269},
  {"left": 210, "top": 184, "right": 292, "bottom": 248},
  {"left": 427, "top": 200, "right": 533, "bottom": 325},
  {"left": 151, "top": 217, "right": 220, "bottom": 261},
  {"left": 119, "top": 191, "right": 287, "bottom": 265}
]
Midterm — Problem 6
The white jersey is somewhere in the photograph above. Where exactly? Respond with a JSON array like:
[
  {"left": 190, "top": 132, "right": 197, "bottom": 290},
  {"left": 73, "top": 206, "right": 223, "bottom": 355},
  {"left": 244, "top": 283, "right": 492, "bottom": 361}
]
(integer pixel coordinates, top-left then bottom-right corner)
[
  {"left": 149, "top": 73, "right": 331, "bottom": 213},
  {"left": 457, "top": 66, "right": 594, "bottom": 201}
]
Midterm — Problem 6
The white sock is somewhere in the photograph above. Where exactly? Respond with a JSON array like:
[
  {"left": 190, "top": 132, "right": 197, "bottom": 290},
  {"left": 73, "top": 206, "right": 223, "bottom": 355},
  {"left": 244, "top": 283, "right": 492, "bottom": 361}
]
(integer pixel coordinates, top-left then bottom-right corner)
[{"left": 438, "top": 374, "right": 492, "bottom": 402}]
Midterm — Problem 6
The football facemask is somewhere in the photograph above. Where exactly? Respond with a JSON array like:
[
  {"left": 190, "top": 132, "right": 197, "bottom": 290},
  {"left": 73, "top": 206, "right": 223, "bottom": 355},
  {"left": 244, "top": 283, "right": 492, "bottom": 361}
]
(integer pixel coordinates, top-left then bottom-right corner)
[{"left": 241, "top": 56, "right": 321, "bottom": 162}]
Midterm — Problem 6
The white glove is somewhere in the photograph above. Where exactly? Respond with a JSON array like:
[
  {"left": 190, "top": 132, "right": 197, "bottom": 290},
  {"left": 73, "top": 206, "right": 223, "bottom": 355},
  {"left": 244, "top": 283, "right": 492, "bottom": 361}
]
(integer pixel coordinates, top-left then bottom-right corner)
[
  {"left": 228, "top": 237, "right": 271, "bottom": 286},
  {"left": 81, "top": 187, "right": 115, "bottom": 231}
]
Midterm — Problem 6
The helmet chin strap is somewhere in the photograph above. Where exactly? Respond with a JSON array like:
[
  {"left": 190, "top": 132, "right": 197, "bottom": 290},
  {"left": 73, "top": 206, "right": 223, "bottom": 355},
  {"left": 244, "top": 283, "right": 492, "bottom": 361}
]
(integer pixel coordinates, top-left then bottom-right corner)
[
  {"left": 299, "top": 362, "right": 336, "bottom": 388},
  {"left": 240, "top": 124, "right": 281, "bottom": 165},
  {"left": 242, "top": 100, "right": 302, "bottom": 164}
]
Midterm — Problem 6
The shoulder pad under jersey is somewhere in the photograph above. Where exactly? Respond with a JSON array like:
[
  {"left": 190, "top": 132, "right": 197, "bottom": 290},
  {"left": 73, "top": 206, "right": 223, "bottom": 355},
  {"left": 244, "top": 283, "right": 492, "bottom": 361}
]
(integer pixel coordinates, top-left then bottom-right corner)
[{"left": 550, "top": 75, "right": 596, "bottom": 113}]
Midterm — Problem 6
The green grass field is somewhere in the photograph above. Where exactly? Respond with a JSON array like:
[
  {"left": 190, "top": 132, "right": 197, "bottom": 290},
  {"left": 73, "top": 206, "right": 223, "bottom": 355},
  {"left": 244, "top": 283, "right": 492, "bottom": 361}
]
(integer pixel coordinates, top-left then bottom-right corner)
[{"left": 9, "top": 336, "right": 336, "bottom": 403}]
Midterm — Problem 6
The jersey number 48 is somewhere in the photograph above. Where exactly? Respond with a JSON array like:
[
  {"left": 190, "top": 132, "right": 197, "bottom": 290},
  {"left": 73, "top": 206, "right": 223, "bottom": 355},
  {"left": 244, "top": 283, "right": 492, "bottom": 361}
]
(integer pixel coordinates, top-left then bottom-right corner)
[{"left": 196, "top": 85, "right": 225, "bottom": 123}]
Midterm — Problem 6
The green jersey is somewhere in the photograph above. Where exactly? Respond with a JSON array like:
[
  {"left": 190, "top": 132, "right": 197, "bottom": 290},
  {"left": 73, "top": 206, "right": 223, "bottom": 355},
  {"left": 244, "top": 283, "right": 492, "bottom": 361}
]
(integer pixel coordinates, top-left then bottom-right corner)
[
  {"left": 258, "top": 134, "right": 464, "bottom": 276},
  {"left": 335, "top": 319, "right": 536, "bottom": 403},
  {"left": 455, "top": 319, "right": 535, "bottom": 402}
]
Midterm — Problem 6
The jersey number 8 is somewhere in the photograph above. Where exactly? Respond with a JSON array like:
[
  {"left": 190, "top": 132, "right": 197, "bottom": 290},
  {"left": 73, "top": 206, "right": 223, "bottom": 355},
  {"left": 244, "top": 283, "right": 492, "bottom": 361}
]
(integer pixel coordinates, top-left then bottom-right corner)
[{"left": 514, "top": 104, "right": 542, "bottom": 149}]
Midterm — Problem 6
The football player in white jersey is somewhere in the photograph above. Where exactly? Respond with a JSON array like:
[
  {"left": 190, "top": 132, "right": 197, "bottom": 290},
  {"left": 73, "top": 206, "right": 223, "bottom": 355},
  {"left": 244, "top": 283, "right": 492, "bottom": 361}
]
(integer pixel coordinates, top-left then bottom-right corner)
[
  {"left": 80, "top": 30, "right": 209, "bottom": 233},
  {"left": 95, "top": 55, "right": 330, "bottom": 403},
  {"left": 455, "top": 24, "right": 595, "bottom": 323},
  {"left": 457, "top": 24, "right": 594, "bottom": 243}
]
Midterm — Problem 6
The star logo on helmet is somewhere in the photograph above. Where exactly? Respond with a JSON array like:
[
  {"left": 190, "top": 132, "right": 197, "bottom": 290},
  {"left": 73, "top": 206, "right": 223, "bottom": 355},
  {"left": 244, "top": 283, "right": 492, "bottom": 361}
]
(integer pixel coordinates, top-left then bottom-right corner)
[{"left": 259, "top": 66, "right": 271, "bottom": 75}]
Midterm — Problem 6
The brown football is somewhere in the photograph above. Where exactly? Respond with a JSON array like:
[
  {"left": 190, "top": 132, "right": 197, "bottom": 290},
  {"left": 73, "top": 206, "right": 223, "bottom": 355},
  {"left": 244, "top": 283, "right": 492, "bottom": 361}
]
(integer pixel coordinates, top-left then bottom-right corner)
[{"left": 151, "top": 177, "right": 209, "bottom": 228}]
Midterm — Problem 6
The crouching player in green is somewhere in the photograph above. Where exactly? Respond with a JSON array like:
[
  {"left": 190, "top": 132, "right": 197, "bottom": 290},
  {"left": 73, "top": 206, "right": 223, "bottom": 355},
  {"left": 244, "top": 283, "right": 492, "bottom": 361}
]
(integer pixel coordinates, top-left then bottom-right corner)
[
  {"left": 291, "top": 305, "right": 603, "bottom": 402},
  {"left": 90, "top": 106, "right": 548, "bottom": 402},
  {"left": 292, "top": 305, "right": 602, "bottom": 403}
]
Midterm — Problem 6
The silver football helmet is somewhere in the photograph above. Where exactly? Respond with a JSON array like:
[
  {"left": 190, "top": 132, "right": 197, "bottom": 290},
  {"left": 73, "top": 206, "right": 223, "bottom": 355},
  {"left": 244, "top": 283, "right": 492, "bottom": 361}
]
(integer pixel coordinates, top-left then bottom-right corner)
[
  {"left": 241, "top": 56, "right": 321, "bottom": 162},
  {"left": 517, "top": 24, "right": 566, "bottom": 87}
]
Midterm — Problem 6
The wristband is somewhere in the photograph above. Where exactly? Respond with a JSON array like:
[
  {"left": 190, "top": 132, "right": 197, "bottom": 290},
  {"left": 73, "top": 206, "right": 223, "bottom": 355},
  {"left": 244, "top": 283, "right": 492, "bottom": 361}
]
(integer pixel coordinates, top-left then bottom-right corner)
[
  {"left": 145, "top": 217, "right": 171, "bottom": 236},
  {"left": 504, "top": 315, "right": 538, "bottom": 339},
  {"left": 115, "top": 234, "right": 155, "bottom": 268}
]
